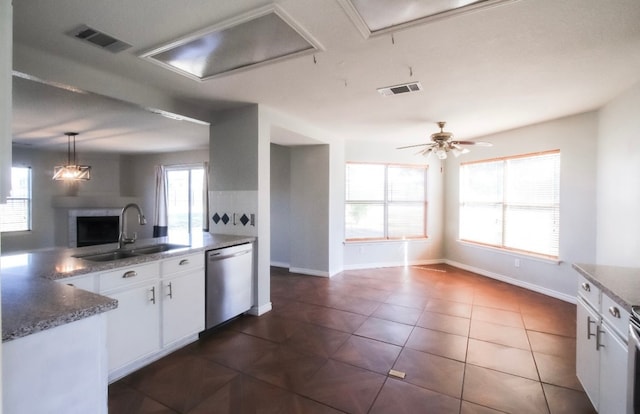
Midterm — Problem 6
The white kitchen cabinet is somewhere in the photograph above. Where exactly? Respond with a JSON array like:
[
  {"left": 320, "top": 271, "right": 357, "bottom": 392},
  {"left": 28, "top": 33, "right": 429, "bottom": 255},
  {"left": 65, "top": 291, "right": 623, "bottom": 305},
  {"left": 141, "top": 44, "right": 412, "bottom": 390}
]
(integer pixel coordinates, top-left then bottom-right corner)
[
  {"left": 56, "top": 271, "right": 98, "bottom": 292},
  {"left": 577, "top": 297, "right": 600, "bottom": 408},
  {"left": 576, "top": 275, "right": 630, "bottom": 413},
  {"left": 162, "top": 271, "right": 204, "bottom": 346},
  {"left": 104, "top": 280, "right": 161, "bottom": 374},
  {"left": 599, "top": 321, "right": 629, "bottom": 414},
  {"left": 56, "top": 251, "right": 207, "bottom": 381},
  {"left": 161, "top": 253, "right": 205, "bottom": 347},
  {"left": 99, "top": 262, "right": 161, "bottom": 376}
]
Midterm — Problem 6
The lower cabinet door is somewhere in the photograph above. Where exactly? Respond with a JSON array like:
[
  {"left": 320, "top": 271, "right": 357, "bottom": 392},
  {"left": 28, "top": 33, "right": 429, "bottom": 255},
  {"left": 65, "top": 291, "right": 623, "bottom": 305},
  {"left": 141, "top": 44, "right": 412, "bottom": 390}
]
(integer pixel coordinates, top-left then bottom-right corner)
[
  {"left": 599, "top": 322, "right": 629, "bottom": 414},
  {"left": 576, "top": 297, "right": 601, "bottom": 409},
  {"left": 105, "top": 281, "right": 160, "bottom": 373},
  {"left": 162, "top": 270, "right": 205, "bottom": 347}
]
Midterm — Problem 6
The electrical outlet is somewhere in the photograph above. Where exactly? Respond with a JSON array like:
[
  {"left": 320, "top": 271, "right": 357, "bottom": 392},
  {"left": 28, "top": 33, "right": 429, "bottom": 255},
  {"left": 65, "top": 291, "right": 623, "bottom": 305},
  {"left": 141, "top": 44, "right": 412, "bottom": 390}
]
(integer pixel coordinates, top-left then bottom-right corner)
[{"left": 515, "top": 258, "right": 520, "bottom": 268}]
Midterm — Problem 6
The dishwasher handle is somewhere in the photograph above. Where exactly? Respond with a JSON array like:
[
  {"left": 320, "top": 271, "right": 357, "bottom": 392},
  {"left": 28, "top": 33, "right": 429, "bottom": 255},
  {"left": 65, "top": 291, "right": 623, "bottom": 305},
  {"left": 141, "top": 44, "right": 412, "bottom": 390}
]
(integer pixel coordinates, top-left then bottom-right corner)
[{"left": 208, "top": 249, "right": 251, "bottom": 262}]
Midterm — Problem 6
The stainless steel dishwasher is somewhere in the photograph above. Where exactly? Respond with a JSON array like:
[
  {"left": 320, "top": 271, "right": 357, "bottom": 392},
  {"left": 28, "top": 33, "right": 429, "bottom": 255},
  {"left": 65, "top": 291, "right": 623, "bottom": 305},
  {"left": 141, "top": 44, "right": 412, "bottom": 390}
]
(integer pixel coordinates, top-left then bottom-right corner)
[{"left": 205, "top": 243, "right": 253, "bottom": 330}]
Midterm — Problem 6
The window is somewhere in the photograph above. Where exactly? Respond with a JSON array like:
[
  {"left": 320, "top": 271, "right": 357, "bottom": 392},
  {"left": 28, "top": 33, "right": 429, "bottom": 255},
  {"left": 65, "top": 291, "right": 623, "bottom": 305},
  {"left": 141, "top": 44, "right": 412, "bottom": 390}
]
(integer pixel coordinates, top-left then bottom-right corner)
[
  {"left": 1, "top": 167, "right": 32, "bottom": 233},
  {"left": 459, "top": 150, "right": 560, "bottom": 258},
  {"left": 345, "top": 162, "right": 427, "bottom": 240},
  {"left": 166, "top": 165, "right": 205, "bottom": 236}
]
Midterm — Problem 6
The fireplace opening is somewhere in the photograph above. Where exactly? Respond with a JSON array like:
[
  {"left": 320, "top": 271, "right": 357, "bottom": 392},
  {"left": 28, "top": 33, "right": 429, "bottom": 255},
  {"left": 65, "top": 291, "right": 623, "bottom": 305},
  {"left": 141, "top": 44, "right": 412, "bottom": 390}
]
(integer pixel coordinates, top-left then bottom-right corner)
[{"left": 76, "top": 216, "right": 119, "bottom": 247}]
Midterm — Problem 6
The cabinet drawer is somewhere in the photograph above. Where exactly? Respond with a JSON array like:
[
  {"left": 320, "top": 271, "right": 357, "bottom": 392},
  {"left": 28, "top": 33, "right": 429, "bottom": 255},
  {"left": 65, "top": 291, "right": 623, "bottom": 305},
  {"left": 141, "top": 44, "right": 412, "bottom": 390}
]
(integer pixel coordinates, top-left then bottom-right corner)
[
  {"left": 602, "top": 293, "right": 629, "bottom": 340},
  {"left": 57, "top": 273, "right": 97, "bottom": 292},
  {"left": 99, "top": 262, "right": 160, "bottom": 293},
  {"left": 161, "top": 253, "right": 203, "bottom": 277},
  {"left": 577, "top": 274, "right": 600, "bottom": 309}
]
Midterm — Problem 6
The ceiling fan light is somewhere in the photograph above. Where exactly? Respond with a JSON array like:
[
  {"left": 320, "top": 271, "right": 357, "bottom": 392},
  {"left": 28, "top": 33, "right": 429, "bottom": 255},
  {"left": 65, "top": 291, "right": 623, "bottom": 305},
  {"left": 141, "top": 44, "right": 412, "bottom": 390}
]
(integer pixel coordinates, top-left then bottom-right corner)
[{"left": 436, "top": 148, "right": 448, "bottom": 159}]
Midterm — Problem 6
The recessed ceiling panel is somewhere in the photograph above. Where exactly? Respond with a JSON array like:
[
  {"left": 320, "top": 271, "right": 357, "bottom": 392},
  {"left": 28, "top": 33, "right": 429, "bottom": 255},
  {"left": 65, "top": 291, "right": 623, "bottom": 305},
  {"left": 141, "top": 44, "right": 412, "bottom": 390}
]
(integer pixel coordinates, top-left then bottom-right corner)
[
  {"left": 141, "top": 6, "right": 321, "bottom": 80},
  {"left": 340, "top": 0, "right": 517, "bottom": 37}
]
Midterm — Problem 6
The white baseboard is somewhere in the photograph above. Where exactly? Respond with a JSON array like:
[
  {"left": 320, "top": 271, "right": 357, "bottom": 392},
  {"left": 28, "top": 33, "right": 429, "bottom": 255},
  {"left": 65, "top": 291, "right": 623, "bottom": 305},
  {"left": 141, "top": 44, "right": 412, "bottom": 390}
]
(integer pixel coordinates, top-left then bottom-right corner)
[
  {"left": 270, "top": 261, "right": 289, "bottom": 268},
  {"left": 445, "top": 259, "right": 576, "bottom": 304},
  {"left": 289, "top": 267, "right": 331, "bottom": 277},
  {"left": 343, "top": 259, "right": 443, "bottom": 271},
  {"left": 248, "top": 302, "right": 272, "bottom": 316}
]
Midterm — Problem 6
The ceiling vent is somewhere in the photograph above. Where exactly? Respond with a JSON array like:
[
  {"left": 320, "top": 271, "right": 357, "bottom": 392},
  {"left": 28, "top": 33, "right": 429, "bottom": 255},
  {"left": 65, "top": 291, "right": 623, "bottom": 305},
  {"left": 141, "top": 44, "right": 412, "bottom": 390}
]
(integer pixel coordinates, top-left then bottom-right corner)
[
  {"left": 377, "top": 81, "right": 423, "bottom": 96},
  {"left": 67, "top": 25, "right": 131, "bottom": 53}
]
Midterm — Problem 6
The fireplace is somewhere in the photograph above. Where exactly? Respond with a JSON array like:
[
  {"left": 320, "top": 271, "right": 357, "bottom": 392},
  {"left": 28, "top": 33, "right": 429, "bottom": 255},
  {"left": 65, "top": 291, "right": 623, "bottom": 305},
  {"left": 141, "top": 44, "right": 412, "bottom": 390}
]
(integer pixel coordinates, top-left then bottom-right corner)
[
  {"left": 76, "top": 216, "right": 119, "bottom": 247},
  {"left": 68, "top": 208, "right": 122, "bottom": 248}
]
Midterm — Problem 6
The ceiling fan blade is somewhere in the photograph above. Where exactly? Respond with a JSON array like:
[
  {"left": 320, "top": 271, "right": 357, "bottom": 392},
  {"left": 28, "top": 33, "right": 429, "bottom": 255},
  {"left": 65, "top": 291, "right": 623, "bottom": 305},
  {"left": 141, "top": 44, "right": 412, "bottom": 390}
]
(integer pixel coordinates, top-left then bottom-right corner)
[
  {"left": 452, "top": 140, "right": 493, "bottom": 147},
  {"left": 397, "top": 143, "right": 435, "bottom": 150},
  {"left": 418, "top": 147, "right": 433, "bottom": 158}
]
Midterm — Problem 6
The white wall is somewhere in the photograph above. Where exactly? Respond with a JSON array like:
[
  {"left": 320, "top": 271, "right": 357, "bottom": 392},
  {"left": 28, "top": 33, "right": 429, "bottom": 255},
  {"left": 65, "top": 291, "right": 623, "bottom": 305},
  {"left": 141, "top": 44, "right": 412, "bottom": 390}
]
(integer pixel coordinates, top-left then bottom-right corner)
[
  {"left": 443, "top": 112, "right": 598, "bottom": 301},
  {"left": 596, "top": 81, "right": 640, "bottom": 266},
  {"left": 343, "top": 139, "right": 445, "bottom": 269},
  {"left": 270, "top": 144, "right": 291, "bottom": 267}
]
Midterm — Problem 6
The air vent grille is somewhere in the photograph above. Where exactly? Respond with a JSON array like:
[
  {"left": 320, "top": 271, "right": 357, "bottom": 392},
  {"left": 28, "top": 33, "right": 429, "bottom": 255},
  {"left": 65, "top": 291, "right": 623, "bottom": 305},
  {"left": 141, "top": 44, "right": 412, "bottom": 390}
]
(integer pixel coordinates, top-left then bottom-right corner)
[
  {"left": 67, "top": 25, "right": 131, "bottom": 53},
  {"left": 377, "top": 81, "right": 423, "bottom": 96}
]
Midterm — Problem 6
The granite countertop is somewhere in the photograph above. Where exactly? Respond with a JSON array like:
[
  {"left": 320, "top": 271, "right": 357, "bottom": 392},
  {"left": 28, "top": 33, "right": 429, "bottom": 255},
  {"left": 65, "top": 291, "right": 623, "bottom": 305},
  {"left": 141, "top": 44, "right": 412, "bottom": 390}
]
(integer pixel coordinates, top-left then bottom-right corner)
[
  {"left": 573, "top": 263, "right": 640, "bottom": 313},
  {"left": 1, "top": 233, "right": 255, "bottom": 342}
]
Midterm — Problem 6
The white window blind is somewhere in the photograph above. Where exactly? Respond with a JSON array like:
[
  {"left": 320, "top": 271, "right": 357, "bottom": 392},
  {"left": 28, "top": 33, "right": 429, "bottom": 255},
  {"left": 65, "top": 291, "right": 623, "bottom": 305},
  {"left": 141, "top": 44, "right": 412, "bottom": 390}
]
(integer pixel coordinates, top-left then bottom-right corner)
[
  {"left": 345, "top": 163, "right": 427, "bottom": 241},
  {"left": 460, "top": 151, "right": 560, "bottom": 258},
  {"left": 0, "top": 167, "right": 32, "bottom": 232}
]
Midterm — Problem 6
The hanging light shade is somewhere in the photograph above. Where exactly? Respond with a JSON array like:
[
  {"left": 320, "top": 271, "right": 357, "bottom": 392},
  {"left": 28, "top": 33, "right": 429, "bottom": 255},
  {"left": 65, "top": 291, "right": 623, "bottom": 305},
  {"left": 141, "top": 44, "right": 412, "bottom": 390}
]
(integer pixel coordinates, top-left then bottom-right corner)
[{"left": 52, "top": 132, "right": 91, "bottom": 181}]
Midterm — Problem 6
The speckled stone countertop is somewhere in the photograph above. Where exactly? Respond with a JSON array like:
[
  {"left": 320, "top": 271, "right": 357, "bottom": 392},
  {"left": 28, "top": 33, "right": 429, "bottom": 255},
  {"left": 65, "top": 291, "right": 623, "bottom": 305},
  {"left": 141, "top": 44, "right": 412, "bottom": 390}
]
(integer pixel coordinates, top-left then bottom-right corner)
[
  {"left": 1, "top": 233, "right": 254, "bottom": 342},
  {"left": 573, "top": 263, "right": 640, "bottom": 313}
]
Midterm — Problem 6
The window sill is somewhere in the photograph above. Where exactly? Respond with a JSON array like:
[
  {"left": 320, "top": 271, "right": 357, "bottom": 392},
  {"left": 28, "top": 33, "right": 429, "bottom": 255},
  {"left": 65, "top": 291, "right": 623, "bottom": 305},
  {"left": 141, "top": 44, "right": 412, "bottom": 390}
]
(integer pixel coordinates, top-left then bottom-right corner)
[
  {"left": 344, "top": 237, "right": 429, "bottom": 245},
  {"left": 457, "top": 239, "right": 561, "bottom": 265}
]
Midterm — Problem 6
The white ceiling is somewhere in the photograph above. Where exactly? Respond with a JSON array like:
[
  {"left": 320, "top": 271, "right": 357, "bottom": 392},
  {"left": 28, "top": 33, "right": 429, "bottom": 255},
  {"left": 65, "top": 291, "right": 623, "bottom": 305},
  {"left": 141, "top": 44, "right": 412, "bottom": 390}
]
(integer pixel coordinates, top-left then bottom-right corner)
[{"left": 11, "top": 0, "right": 640, "bottom": 153}]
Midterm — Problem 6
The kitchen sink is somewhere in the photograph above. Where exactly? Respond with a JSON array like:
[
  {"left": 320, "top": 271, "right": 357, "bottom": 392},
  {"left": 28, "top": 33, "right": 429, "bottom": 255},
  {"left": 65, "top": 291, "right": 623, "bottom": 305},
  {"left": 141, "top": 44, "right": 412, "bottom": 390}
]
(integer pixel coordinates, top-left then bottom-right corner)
[
  {"left": 75, "top": 250, "right": 141, "bottom": 262},
  {"left": 74, "top": 243, "right": 190, "bottom": 262},
  {"left": 129, "top": 243, "right": 189, "bottom": 255}
]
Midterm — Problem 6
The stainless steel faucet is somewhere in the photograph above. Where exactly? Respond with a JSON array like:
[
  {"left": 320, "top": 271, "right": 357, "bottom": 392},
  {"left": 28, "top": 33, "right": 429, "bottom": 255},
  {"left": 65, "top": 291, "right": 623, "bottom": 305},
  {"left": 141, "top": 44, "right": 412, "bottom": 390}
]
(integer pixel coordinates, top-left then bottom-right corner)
[{"left": 118, "top": 203, "right": 147, "bottom": 249}]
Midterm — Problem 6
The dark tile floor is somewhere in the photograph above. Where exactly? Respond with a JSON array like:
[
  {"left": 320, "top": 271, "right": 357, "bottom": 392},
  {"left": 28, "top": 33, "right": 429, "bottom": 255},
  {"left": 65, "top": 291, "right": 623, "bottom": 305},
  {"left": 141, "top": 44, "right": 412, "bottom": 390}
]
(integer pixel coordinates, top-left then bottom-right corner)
[{"left": 109, "top": 265, "right": 597, "bottom": 414}]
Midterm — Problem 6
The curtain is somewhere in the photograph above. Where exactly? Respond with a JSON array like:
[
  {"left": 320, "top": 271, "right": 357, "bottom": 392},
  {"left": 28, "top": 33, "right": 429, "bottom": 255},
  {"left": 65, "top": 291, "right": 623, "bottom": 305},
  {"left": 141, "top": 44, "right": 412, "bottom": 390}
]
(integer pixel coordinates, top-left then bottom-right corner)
[
  {"left": 153, "top": 165, "right": 168, "bottom": 237},
  {"left": 202, "top": 162, "right": 210, "bottom": 232}
]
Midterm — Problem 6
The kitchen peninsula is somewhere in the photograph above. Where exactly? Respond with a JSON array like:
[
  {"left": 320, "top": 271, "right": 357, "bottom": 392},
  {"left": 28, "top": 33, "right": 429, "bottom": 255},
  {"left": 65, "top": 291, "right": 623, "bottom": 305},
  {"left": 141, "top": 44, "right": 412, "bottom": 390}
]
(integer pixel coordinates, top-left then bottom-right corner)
[{"left": 1, "top": 232, "right": 254, "bottom": 414}]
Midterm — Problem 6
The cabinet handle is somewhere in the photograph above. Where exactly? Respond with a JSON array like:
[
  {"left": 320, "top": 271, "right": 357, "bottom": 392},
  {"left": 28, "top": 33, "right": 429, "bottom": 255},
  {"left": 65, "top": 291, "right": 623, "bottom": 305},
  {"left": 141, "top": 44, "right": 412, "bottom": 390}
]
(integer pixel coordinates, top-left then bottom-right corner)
[
  {"left": 608, "top": 306, "right": 621, "bottom": 319},
  {"left": 581, "top": 282, "right": 591, "bottom": 292},
  {"left": 596, "top": 325, "right": 605, "bottom": 350},
  {"left": 123, "top": 270, "right": 137, "bottom": 279},
  {"left": 167, "top": 282, "right": 173, "bottom": 299},
  {"left": 179, "top": 259, "right": 189, "bottom": 266},
  {"left": 150, "top": 286, "right": 156, "bottom": 304},
  {"left": 587, "top": 316, "right": 596, "bottom": 339}
]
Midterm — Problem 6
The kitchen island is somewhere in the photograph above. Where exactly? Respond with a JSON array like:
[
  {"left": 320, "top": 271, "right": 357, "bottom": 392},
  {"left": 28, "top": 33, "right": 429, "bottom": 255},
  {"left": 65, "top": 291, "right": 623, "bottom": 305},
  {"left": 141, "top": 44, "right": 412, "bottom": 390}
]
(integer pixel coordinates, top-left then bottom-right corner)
[{"left": 1, "top": 232, "right": 254, "bottom": 414}]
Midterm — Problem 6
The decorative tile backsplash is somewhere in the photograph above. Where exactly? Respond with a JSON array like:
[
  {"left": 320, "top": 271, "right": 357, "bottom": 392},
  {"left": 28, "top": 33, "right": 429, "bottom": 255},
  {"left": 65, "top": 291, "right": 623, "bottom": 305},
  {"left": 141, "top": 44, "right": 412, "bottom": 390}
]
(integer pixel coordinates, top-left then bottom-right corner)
[{"left": 209, "top": 191, "right": 258, "bottom": 236}]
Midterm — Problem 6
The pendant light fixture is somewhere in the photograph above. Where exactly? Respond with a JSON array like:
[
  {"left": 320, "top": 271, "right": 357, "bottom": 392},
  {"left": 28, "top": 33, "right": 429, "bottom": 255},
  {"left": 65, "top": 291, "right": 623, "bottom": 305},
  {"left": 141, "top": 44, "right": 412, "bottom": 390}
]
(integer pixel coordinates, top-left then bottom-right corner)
[{"left": 52, "top": 132, "right": 91, "bottom": 181}]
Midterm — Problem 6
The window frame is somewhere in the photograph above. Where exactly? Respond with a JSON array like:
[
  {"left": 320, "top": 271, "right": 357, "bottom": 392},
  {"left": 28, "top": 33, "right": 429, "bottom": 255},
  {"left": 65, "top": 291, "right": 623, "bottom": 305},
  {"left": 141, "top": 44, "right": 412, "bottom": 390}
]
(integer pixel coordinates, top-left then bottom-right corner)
[
  {"left": 1, "top": 166, "right": 33, "bottom": 233},
  {"left": 345, "top": 162, "right": 428, "bottom": 242},
  {"left": 165, "top": 164, "right": 205, "bottom": 236},
  {"left": 459, "top": 150, "right": 560, "bottom": 259}
]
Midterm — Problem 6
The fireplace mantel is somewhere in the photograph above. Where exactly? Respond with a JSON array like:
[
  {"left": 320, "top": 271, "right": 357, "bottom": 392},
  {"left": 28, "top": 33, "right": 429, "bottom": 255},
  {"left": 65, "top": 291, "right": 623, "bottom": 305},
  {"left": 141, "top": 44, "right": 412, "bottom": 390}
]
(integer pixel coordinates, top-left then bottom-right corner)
[{"left": 53, "top": 195, "right": 140, "bottom": 209}]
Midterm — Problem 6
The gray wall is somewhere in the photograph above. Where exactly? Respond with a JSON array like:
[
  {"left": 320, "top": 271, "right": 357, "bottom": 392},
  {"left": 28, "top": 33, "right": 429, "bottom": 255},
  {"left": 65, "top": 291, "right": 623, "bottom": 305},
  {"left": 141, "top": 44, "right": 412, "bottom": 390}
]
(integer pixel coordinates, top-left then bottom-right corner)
[
  {"left": 289, "top": 145, "right": 330, "bottom": 275},
  {"left": 596, "top": 81, "right": 640, "bottom": 266},
  {"left": 2, "top": 147, "right": 124, "bottom": 252},
  {"left": 210, "top": 105, "right": 259, "bottom": 191},
  {"left": 270, "top": 144, "right": 291, "bottom": 267},
  {"left": 443, "top": 112, "right": 598, "bottom": 300}
]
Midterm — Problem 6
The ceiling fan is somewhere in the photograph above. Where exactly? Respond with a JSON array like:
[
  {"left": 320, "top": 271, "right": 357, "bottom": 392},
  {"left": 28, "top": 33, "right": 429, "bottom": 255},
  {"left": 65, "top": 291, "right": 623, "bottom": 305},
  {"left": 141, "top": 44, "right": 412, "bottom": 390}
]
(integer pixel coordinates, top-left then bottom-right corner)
[{"left": 397, "top": 122, "right": 492, "bottom": 160}]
